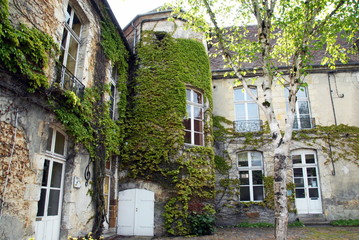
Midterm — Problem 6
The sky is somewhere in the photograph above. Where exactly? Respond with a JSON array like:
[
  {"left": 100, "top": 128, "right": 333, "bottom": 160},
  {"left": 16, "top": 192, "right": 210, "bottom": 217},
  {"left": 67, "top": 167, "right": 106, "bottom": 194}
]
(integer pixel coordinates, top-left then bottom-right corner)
[{"left": 107, "top": 0, "right": 171, "bottom": 28}]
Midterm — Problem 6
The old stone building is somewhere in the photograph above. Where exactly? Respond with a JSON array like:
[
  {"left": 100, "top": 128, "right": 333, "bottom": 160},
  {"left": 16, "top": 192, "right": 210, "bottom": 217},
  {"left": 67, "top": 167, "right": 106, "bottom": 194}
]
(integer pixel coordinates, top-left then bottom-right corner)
[
  {"left": 1, "top": 1, "right": 359, "bottom": 240},
  {"left": 0, "top": 0, "right": 129, "bottom": 239}
]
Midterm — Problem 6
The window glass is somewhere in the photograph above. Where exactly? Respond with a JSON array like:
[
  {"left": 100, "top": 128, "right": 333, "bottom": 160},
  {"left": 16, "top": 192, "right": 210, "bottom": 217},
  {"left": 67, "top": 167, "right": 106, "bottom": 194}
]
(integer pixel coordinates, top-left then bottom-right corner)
[
  {"left": 295, "top": 189, "right": 305, "bottom": 198},
  {"left": 41, "top": 160, "right": 50, "bottom": 186},
  {"left": 54, "top": 131, "right": 65, "bottom": 155},
  {"left": 235, "top": 104, "right": 245, "bottom": 120},
  {"left": 253, "top": 186, "right": 264, "bottom": 201},
  {"left": 247, "top": 103, "right": 259, "bottom": 119},
  {"left": 252, "top": 171, "right": 263, "bottom": 184},
  {"left": 36, "top": 189, "right": 46, "bottom": 217},
  {"left": 293, "top": 168, "right": 303, "bottom": 177},
  {"left": 47, "top": 189, "right": 60, "bottom": 216},
  {"left": 240, "top": 187, "right": 250, "bottom": 201},
  {"left": 292, "top": 155, "right": 302, "bottom": 164},
  {"left": 186, "top": 89, "right": 191, "bottom": 101},
  {"left": 72, "top": 12, "right": 81, "bottom": 36},
  {"left": 193, "top": 90, "right": 202, "bottom": 104},
  {"left": 234, "top": 87, "right": 260, "bottom": 132},
  {"left": 305, "top": 154, "right": 315, "bottom": 164},
  {"left": 50, "top": 162, "right": 63, "bottom": 188},
  {"left": 238, "top": 152, "right": 248, "bottom": 167},
  {"left": 46, "top": 128, "right": 53, "bottom": 152},
  {"left": 307, "top": 168, "right": 317, "bottom": 177},
  {"left": 239, "top": 171, "right": 249, "bottom": 185},
  {"left": 309, "top": 188, "right": 319, "bottom": 198},
  {"left": 250, "top": 152, "right": 262, "bottom": 167}
]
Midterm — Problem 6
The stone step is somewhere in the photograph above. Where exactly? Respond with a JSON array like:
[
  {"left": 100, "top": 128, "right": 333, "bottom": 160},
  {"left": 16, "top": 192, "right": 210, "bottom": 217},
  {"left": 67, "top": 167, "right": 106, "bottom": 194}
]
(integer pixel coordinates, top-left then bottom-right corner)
[{"left": 297, "top": 214, "right": 330, "bottom": 225}]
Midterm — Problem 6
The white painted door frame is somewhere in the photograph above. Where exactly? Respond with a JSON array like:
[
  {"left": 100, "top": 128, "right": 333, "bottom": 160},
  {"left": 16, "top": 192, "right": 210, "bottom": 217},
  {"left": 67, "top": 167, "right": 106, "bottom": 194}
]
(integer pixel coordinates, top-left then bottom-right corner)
[{"left": 292, "top": 150, "right": 323, "bottom": 214}]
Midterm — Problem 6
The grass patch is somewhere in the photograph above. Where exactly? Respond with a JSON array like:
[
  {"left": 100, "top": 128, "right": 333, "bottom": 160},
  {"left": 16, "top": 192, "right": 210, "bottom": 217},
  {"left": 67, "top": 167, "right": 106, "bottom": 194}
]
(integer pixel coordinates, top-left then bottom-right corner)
[{"left": 330, "top": 219, "right": 359, "bottom": 226}]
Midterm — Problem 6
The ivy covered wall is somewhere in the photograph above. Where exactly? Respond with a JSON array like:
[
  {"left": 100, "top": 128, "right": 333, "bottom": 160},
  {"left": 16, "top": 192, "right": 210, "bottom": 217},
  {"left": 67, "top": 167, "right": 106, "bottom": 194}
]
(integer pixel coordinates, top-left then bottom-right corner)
[{"left": 121, "top": 31, "right": 215, "bottom": 235}]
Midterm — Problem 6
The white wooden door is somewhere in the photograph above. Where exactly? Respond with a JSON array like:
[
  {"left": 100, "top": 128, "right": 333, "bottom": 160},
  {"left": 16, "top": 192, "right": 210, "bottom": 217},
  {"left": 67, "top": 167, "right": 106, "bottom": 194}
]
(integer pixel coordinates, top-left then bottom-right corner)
[
  {"left": 117, "top": 189, "right": 154, "bottom": 236},
  {"left": 292, "top": 150, "right": 322, "bottom": 214},
  {"left": 35, "top": 159, "right": 65, "bottom": 240}
]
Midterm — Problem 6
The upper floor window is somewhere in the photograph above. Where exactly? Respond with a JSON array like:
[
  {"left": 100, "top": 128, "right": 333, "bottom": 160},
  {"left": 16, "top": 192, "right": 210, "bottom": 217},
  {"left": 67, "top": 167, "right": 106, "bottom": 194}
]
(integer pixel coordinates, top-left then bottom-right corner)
[
  {"left": 57, "top": 4, "right": 84, "bottom": 96},
  {"left": 238, "top": 151, "right": 264, "bottom": 201},
  {"left": 234, "top": 87, "right": 261, "bottom": 132},
  {"left": 285, "top": 87, "right": 314, "bottom": 129},
  {"left": 46, "top": 127, "right": 67, "bottom": 157},
  {"left": 184, "top": 88, "right": 204, "bottom": 146},
  {"left": 109, "top": 66, "right": 118, "bottom": 119}
]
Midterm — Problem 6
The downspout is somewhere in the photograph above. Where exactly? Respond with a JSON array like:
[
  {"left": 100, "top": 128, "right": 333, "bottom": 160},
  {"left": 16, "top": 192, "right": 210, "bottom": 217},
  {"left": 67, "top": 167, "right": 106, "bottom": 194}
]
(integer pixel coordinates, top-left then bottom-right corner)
[
  {"left": 132, "top": 22, "right": 137, "bottom": 54},
  {"left": 327, "top": 73, "right": 338, "bottom": 126}
]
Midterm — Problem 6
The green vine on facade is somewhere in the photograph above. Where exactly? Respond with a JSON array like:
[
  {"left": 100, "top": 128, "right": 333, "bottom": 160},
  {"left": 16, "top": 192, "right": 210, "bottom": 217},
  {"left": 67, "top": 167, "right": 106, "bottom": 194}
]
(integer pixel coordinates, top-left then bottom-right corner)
[
  {"left": 0, "top": 0, "right": 58, "bottom": 92},
  {"left": 122, "top": 31, "right": 214, "bottom": 235}
]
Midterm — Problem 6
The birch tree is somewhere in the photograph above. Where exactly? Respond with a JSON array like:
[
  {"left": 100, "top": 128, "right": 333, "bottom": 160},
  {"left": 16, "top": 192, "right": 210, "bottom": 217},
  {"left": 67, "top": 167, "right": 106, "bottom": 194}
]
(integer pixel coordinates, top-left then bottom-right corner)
[{"left": 168, "top": 0, "right": 359, "bottom": 239}]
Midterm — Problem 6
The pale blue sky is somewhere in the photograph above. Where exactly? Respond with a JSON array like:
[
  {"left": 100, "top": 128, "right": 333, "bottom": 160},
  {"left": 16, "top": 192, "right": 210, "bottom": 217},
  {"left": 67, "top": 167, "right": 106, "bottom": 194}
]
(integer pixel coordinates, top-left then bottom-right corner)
[{"left": 108, "top": 0, "right": 170, "bottom": 28}]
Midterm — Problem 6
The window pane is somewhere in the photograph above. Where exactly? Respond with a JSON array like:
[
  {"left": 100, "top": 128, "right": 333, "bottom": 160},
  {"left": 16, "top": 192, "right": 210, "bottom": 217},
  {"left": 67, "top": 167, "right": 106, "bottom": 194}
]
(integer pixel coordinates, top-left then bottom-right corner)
[
  {"left": 194, "top": 119, "right": 202, "bottom": 132},
  {"left": 48, "top": 190, "right": 60, "bottom": 216},
  {"left": 238, "top": 152, "right": 248, "bottom": 167},
  {"left": 186, "top": 105, "right": 191, "bottom": 118},
  {"left": 234, "top": 88, "right": 245, "bottom": 101},
  {"left": 66, "top": 5, "right": 72, "bottom": 24},
  {"left": 186, "top": 89, "right": 191, "bottom": 101},
  {"left": 194, "top": 107, "right": 202, "bottom": 120},
  {"left": 292, "top": 155, "right": 301, "bottom": 164},
  {"left": 253, "top": 186, "right": 264, "bottom": 201},
  {"left": 305, "top": 154, "right": 315, "bottom": 164},
  {"left": 294, "top": 178, "right": 304, "bottom": 187},
  {"left": 183, "top": 119, "right": 191, "bottom": 131},
  {"left": 247, "top": 103, "right": 259, "bottom": 119},
  {"left": 300, "top": 118, "right": 312, "bottom": 129},
  {"left": 239, "top": 171, "right": 249, "bottom": 185},
  {"left": 250, "top": 152, "right": 262, "bottom": 167},
  {"left": 194, "top": 132, "right": 203, "bottom": 146},
  {"left": 235, "top": 104, "right": 245, "bottom": 120},
  {"left": 297, "top": 87, "right": 307, "bottom": 98},
  {"left": 250, "top": 88, "right": 258, "bottom": 97},
  {"left": 50, "top": 162, "right": 63, "bottom": 188},
  {"left": 309, "top": 188, "right": 319, "bottom": 198},
  {"left": 307, "top": 178, "right": 317, "bottom": 187},
  {"left": 252, "top": 171, "right": 263, "bottom": 184},
  {"left": 54, "top": 131, "right": 65, "bottom": 155},
  {"left": 307, "top": 168, "right": 317, "bottom": 177},
  {"left": 240, "top": 186, "right": 250, "bottom": 201},
  {"left": 42, "top": 160, "right": 50, "bottom": 187},
  {"left": 65, "top": 36, "right": 79, "bottom": 74},
  {"left": 295, "top": 189, "right": 305, "bottom": 198},
  {"left": 184, "top": 131, "right": 191, "bottom": 144},
  {"left": 46, "top": 128, "right": 53, "bottom": 152},
  {"left": 293, "top": 168, "right": 303, "bottom": 177},
  {"left": 36, "top": 189, "right": 46, "bottom": 217},
  {"left": 298, "top": 101, "right": 309, "bottom": 115},
  {"left": 193, "top": 90, "right": 202, "bottom": 104},
  {"left": 72, "top": 12, "right": 81, "bottom": 37}
]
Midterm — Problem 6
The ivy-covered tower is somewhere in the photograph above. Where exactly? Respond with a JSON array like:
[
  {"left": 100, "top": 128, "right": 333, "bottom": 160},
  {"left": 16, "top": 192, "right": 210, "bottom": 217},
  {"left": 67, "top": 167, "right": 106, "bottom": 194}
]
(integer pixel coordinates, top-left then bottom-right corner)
[{"left": 119, "top": 9, "right": 215, "bottom": 236}]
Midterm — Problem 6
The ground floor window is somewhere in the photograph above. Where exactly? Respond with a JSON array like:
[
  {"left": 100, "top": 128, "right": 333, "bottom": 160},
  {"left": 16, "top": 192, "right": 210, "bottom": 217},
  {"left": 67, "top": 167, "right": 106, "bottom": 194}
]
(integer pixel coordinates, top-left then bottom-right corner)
[{"left": 237, "top": 151, "right": 264, "bottom": 201}]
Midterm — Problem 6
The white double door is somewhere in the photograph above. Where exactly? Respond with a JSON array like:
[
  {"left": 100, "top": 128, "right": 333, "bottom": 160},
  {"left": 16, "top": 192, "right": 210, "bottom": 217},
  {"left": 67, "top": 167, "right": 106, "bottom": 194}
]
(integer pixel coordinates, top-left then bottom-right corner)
[
  {"left": 117, "top": 189, "right": 154, "bottom": 236},
  {"left": 292, "top": 150, "right": 322, "bottom": 214}
]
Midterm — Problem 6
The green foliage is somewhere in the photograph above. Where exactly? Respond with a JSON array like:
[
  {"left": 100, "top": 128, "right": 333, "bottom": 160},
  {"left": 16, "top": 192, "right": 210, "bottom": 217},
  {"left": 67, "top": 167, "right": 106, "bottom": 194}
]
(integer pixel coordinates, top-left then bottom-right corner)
[
  {"left": 0, "top": 0, "right": 58, "bottom": 92},
  {"left": 293, "top": 125, "right": 359, "bottom": 166},
  {"left": 330, "top": 219, "right": 359, "bottom": 226},
  {"left": 122, "top": 31, "right": 214, "bottom": 236},
  {"left": 188, "top": 212, "right": 216, "bottom": 236},
  {"left": 236, "top": 222, "right": 274, "bottom": 228},
  {"left": 288, "top": 220, "right": 304, "bottom": 227},
  {"left": 214, "top": 155, "right": 231, "bottom": 175}
]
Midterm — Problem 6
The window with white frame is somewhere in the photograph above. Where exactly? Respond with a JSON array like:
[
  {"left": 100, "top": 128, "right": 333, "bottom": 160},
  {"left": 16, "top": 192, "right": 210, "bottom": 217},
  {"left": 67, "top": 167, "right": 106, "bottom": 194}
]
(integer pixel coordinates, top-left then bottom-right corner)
[
  {"left": 58, "top": 3, "right": 84, "bottom": 94},
  {"left": 37, "top": 127, "right": 67, "bottom": 218},
  {"left": 109, "top": 65, "right": 118, "bottom": 119},
  {"left": 234, "top": 87, "right": 261, "bottom": 132},
  {"left": 184, "top": 88, "right": 204, "bottom": 146},
  {"left": 238, "top": 151, "right": 264, "bottom": 201},
  {"left": 285, "top": 87, "right": 313, "bottom": 129}
]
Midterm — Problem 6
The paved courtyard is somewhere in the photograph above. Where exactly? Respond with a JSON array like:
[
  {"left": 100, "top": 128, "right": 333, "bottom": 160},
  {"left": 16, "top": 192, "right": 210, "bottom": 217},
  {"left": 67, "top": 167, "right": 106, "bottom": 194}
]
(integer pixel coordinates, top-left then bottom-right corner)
[{"left": 110, "top": 225, "right": 359, "bottom": 240}]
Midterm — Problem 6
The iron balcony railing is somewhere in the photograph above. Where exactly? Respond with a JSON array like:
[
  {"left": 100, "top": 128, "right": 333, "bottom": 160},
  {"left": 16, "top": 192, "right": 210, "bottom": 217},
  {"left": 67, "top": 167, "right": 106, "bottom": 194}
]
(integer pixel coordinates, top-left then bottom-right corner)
[
  {"left": 292, "top": 117, "right": 315, "bottom": 130},
  {"left": 56, "top": 64, "right": 85, "bottom": 97},
  {"left": 234, "top": 120, "right": 263, "bottom": 132}
]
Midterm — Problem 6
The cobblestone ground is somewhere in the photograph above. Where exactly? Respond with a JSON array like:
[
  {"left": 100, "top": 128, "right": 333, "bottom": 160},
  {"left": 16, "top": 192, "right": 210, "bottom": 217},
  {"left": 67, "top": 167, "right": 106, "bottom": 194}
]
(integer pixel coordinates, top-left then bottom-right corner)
[{"left": 111, "top": 226, "right": 359, "bottom": 240}]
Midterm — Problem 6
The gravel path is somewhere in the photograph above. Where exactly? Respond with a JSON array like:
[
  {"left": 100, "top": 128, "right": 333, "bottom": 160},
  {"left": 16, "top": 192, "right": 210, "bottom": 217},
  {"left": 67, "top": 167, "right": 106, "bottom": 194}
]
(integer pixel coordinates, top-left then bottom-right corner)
[{"left": 110, "top": 225, "right": 359, "bottom": 240}]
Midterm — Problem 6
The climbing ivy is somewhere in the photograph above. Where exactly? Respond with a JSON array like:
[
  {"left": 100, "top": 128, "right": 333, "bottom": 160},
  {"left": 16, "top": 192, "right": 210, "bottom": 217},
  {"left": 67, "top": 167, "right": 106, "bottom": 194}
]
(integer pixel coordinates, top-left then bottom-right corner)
[
  {"left": 122, "top": 31, "right": 214, "bottom": 235},
  {"left": 0, "top": 0, "right": 58, "bottom": 92}
]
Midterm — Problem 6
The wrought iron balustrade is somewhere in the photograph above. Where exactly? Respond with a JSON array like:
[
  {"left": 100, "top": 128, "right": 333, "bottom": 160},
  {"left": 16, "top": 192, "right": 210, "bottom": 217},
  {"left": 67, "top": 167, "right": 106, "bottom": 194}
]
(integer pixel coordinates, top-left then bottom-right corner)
[
  {"left": 234, "top": 120, "right": 262, "bottom": 132},
  {"left": 56, "top": 64, "right": 85, "bottom": 97}
]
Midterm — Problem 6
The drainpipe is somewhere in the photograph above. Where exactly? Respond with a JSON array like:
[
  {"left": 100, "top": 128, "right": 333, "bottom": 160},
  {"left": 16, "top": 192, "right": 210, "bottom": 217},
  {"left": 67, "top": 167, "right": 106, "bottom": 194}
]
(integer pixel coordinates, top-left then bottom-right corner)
[
  {"left": 327, "top": 73, "right": 338, "bottom": 126},
  {"left": 132, "top": 22, "right": 137, "bottom": 54}
]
